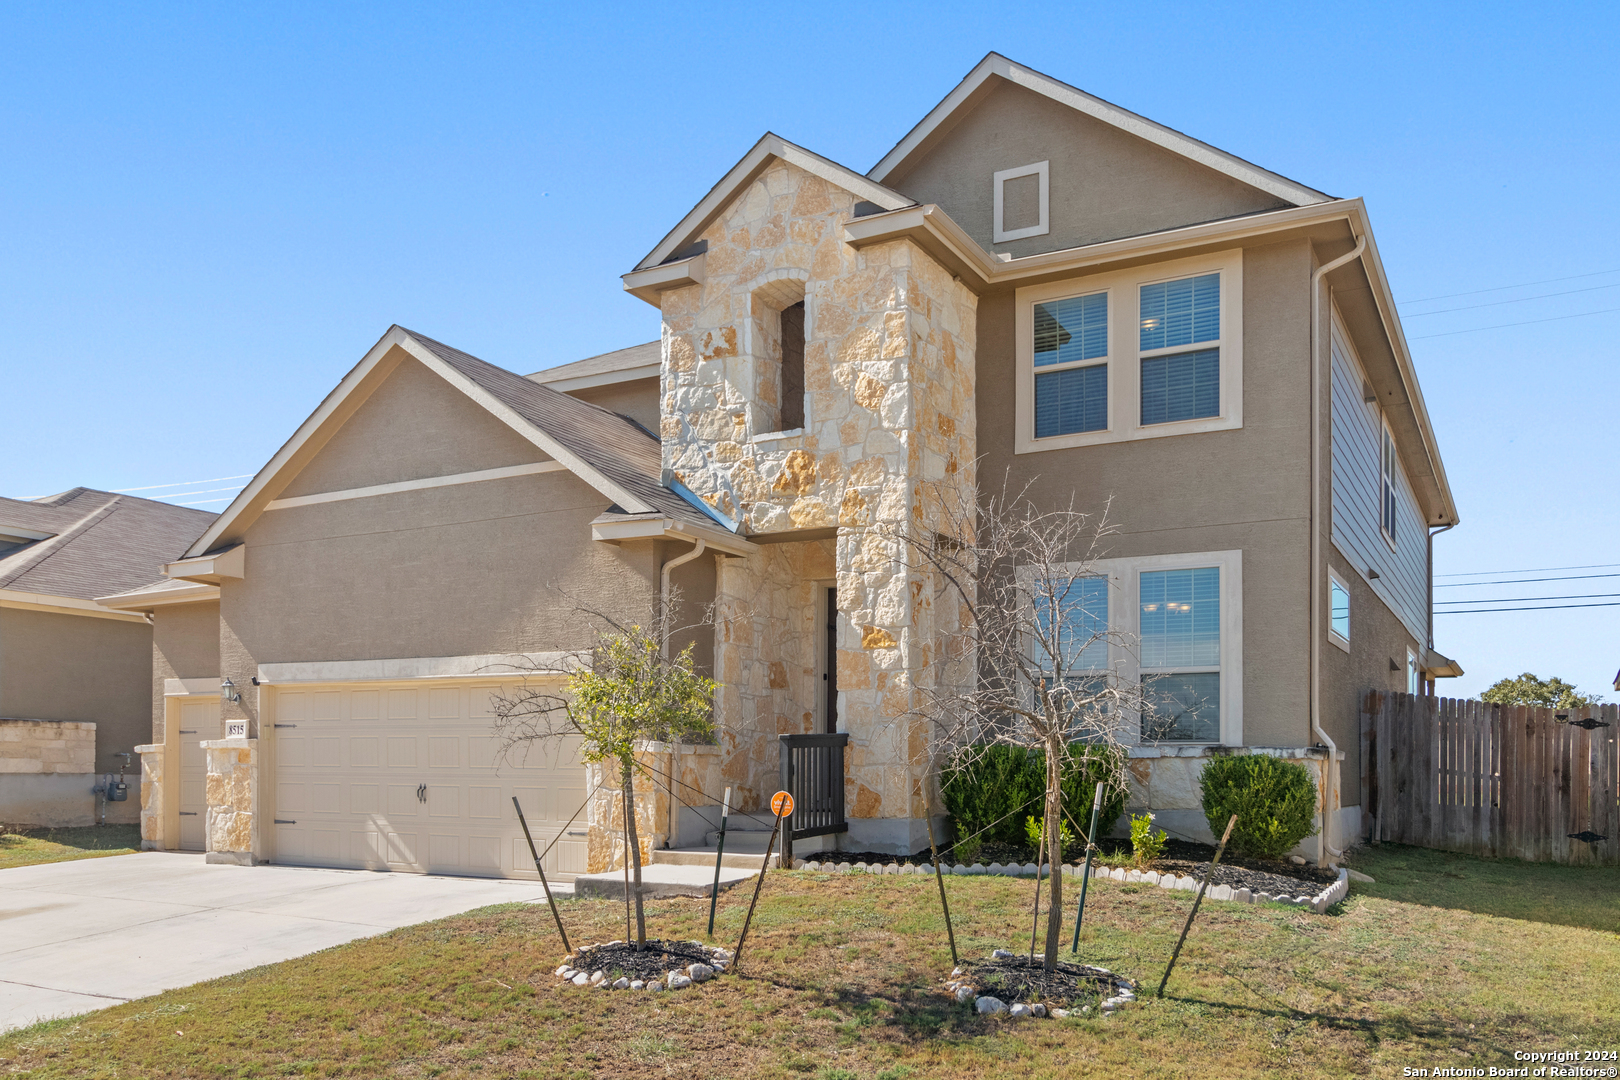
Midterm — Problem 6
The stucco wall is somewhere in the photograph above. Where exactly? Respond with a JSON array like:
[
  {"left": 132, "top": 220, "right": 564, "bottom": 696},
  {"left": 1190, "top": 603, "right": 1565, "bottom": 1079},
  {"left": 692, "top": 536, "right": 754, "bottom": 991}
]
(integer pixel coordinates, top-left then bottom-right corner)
[
  {"left": 975, "top": 238, "right": 1314, "bottom": 749},
  {"left": 151, "top": 599, "right": 220, "bottom": 742},
  {"left": 565, "top": 377, "right": 660, "bottom": 435},
  {"left": 0, "top": 607, "right": 150, "bottom": 820},
  {"left": 886, "top": 80, "right": 1294, "bottom": 259}
]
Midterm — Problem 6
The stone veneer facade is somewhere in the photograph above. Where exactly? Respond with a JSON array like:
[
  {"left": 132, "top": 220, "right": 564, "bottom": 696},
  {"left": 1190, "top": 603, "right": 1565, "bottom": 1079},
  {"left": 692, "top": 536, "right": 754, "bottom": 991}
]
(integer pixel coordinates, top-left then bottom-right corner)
[
  {"left": 658, "top": 160, "right": 978, "bottom": 850},
  {"left": 0, "top": 719, "right": 98, "bottom": 827},
  {"left": 202, "top": 738, "right": 258, "bottom": 865}
]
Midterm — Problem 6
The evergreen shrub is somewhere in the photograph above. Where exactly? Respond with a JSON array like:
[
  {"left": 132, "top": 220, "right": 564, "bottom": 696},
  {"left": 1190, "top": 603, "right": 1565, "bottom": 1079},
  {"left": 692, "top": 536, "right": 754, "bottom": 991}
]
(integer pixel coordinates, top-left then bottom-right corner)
[{"left": 1198, "top": 754, "right": 1319, "bottom": 859}]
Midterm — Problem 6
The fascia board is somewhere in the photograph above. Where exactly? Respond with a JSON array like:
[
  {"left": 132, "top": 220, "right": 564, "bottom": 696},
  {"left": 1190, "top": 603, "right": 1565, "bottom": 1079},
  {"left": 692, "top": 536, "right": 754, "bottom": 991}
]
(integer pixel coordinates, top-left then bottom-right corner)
[
  {"left": 634, "top": 134, "right": 914, "bottom": 272},
  {"left": 590, "top": 513, "right": 758, "bottom": 556},
  {"left": 0, "top": 588, "right": 149, "bottom": 623},
  {"left": 184, "top": 326, "right": 416, "bottom": 557},
  {"left": 164, "top": 543, "right": 245, "bottom": 583},
  {"left": 538, "top": 364, "right": 662, "bottom": 393},
  {"left": 396, "top": 336, "right": 657, "bottom": 516},
  {"left": 97, "top": 581, "right": 220, "bottom": 611},
  {"left": 622, "top": 253, "right": 706, "bottom": 307},
  {"left": 845, "top": 200, "right": 1353, "bottom": 289},
  {"left": 842, "top": 205, "right": 996, "bottom": 288},
  {"left": 870, "top": 53, "right": 1331, "bottom": 208}
]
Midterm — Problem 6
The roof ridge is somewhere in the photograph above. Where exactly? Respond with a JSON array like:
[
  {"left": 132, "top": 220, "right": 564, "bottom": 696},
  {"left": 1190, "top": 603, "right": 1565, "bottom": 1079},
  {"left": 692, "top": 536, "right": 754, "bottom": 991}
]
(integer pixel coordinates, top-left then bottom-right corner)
[{"left": 0, "top": 494, "right": 121, "bottom": 591}]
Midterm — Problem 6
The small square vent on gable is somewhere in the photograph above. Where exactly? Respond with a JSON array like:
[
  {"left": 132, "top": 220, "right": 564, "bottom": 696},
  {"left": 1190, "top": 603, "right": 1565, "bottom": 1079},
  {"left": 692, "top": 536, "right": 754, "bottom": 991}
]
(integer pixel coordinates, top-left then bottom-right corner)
[{"left": 993, "top": 160, "right": 1049, "bottom": 243}]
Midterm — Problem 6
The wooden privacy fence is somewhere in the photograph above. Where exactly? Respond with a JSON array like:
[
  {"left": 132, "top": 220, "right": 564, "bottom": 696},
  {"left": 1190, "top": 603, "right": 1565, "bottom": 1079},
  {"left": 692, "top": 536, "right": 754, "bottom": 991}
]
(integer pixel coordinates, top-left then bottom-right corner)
[{"left": 1362, "top": 692, "right": 1620, "bottom": 865}]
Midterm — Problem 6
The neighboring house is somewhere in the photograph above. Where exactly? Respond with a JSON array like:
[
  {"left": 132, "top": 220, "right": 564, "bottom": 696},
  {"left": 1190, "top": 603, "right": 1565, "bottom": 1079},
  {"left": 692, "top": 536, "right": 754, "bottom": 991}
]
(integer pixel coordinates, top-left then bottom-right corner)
[
  {"left": 111, "top": 53, "right": 1459, "bottom": 875},
  {"left": 0, "top": 488, "right": 214, "bottom": 825}
]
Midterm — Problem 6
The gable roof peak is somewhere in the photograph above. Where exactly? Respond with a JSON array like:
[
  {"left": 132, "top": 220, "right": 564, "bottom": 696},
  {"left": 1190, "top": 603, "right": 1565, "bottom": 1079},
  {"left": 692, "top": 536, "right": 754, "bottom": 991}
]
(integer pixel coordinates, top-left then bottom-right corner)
[
  {"left": 633, "top": 131, "right": 915, "bottom": 272},
  {"left": 869, "top": 51, "right": 1331, "bottom": 207}
]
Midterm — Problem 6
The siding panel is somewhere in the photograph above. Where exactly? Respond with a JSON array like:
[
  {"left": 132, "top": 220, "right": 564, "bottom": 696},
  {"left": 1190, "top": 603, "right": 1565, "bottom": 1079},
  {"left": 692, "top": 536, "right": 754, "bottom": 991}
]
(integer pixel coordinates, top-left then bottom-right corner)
[{"left": 1330, "top": 318, "right": 1427, "bottom": 644}]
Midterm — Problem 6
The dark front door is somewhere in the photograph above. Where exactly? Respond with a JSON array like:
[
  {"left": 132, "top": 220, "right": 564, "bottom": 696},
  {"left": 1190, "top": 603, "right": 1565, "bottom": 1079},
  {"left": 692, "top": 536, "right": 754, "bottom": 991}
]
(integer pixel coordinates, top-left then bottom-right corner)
[{"left": 825, "top": 586, "right": 839, "bottom": 733}]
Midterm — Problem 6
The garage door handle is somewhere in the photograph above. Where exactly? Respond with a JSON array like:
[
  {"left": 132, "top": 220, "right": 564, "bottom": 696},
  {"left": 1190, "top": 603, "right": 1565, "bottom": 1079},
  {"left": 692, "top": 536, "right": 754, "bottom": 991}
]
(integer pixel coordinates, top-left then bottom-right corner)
[
  {"left": 274, "top": 819, "right": 296, "bottom": 825},
  {"left": 179, "top": 730, "right": 197, "bottom": 734},
  {"left": 273, "top": 723, "right": 297, "bottom": 729},
  {"left": 416, "top": 783, "right": 427, "bottom": 803},
  {"left": 179, "top": 811, "right": 198, "bottom": 816},
  {"left": 568, "top": 830, "right": 587, "bottom": 836}
]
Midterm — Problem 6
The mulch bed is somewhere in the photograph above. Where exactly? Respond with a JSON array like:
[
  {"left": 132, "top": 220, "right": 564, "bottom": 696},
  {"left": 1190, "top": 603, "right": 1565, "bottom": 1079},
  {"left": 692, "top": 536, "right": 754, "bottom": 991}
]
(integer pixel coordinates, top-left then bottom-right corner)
[
  {"left": 966, "top": 954, "right": 1133, "bottom": 1009},
  {"left": 825, "top": 836, "right": 1336, "bottom": 896},
  {"left": 566, "top": 939, "right": 720, "bottom": 982}
]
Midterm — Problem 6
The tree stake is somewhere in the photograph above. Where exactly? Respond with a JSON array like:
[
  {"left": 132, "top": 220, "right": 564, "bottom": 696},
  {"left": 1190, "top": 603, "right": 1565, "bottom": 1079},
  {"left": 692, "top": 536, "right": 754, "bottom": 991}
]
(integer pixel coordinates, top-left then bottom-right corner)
[{"left": 1157, "top": 813, "right": 1238, "bottom": 998}]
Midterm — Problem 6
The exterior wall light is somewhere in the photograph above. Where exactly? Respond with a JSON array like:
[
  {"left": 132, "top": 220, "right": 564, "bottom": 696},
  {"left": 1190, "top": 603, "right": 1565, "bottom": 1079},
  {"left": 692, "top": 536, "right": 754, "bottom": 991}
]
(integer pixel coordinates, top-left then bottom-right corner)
[{"left": 221, "top": 678, "right": 241, "bottom": 703}]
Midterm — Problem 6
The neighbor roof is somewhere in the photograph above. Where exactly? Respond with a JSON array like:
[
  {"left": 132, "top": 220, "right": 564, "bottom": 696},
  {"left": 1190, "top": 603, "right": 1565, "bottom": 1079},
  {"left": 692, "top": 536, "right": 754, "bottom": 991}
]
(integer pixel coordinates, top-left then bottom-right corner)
[
  {"left": 0, "top": 489, "right": 215, "bottom": 602},
  {"left": 869, "top": 52, "right": 1332, "bottom": 207}
]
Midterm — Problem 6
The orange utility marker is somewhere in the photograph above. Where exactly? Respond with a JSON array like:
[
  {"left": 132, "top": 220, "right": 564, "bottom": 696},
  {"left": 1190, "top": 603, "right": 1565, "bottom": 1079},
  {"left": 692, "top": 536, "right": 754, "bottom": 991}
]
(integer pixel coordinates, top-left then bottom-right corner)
[{"left": 733, "top": 790, "right": 792, "bottom": 971}]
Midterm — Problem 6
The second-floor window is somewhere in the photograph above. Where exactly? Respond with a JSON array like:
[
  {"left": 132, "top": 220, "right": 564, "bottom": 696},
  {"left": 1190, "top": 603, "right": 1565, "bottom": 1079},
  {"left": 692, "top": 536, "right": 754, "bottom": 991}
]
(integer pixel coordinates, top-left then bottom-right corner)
[
  {"left": 1380, "top": 419, "right": 1398, "bottom": 549},
  {"left": 780, "top": 301, "right": 805, "bottom": 431},
  {"left": 1014, "top": 250, "right": 1243, "bottom": 454}
]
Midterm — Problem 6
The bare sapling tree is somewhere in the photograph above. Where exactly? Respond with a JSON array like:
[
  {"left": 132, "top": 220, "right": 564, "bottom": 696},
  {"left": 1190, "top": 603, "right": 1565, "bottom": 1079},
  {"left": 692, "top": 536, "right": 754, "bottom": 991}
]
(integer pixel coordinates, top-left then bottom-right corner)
[
  {"left": 889, "top": 476, "right": 1155, "bottom": 974},
  {"left": 489, "top": 592, "right": 715, "bottom": 950}
]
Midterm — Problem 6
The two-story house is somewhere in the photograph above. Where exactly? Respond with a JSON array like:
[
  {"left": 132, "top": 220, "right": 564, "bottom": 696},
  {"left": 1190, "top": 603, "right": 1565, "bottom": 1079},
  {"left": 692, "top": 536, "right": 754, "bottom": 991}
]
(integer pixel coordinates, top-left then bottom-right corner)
[{"left": 106, "top": 54, "right": 1457, "bottom": 874}]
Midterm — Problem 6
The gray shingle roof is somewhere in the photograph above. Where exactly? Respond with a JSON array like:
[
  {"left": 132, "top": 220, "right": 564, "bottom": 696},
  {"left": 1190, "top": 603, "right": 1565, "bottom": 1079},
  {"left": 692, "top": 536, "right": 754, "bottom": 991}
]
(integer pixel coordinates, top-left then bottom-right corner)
[
  {"left": 401, "top": 329, "right": 725, "bottom": 533},
  {"left": 0, "top": 489, "right": 216, "bottom": 601},
  {"left": 525, "top": 341, "right": 660, "bottom": 385}
]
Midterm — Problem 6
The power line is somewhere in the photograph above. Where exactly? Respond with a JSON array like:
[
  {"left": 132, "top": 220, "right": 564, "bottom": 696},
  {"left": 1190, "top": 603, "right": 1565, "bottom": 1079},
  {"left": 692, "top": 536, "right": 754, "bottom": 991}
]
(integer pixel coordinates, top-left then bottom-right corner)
[
  {"left": 1400, "top": 267, "right": 1620, "bottom": 305},
  {"left": 177, "top": 497, "right": 236, "bottom": 506},
  {"left": 1403, "top": 281, "right": 1620, "bottom": 317},
  {"left": 113, "top": 474, "right": 254, "bottom": 493},
  {"left": 1411, "top": 305, "right": 1620, "bottom": 340},
  {"left": 1436, "top": 572, "right": 1620, "bottom": 588},
  {"left": 1436, "top": 592, "right": 1620, "bottom": 605},
  {"left": 1437, "top": 601, "right": 1620, "bottom": 614},
  {"left": 144, "top": 485, "right": 245, "bottom": 501},
  {"left": 1436, "top": 562, "right": 1620, "bottom": 578}
]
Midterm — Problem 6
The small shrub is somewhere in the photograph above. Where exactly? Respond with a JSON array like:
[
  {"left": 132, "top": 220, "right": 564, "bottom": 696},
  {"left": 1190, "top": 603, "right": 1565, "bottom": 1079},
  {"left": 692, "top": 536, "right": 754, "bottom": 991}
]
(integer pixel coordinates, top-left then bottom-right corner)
[
  {"left": 1024, "top": 814, "right": 1076, "bottom": 852},
  {"left": 1199, "top": 754, "right": 1319, "bottom": 859},
  {"left": 941, "top": 744, "right": 1127, "bottom": 847},
  {"left": 951, "top": 833, "right": 983, "bottom": 865},
  {"left": 1128, "top": 813, "right": 1167, "bottom": 868},
  {"left": 1097, "top": 849, "right": 1133, "bottom": 868}
]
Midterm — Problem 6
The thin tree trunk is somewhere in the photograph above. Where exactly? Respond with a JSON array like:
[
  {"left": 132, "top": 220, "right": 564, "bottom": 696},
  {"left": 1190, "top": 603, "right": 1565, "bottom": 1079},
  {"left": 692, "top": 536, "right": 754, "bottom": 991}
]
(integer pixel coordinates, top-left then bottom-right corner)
[
  {"left": 1043, "top": 738, "right": 1064, "bottom": 972},
  {"left": 620, "top": 756, "right": 647, "bottom": 948}
]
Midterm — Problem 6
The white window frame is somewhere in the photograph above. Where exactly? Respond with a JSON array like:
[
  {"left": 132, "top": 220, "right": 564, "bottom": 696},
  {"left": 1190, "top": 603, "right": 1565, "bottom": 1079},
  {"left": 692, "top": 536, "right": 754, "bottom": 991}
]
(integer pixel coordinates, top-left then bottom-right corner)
[
  {"left": 1406, "top": 647, "right": 1421, "bottom": 695},
  {"left": 1327, "top": 567, "right": 1351, "bottom": 653},
  {"left": 1380, "top": 416, "right": 1399, "bottom": 551},
  {"left": 1015, "top": 249, "right": 1244, "bottom": 454},
  {"left": 1045, "top": 549, "right": 1243, "bottom": 746},
  {"left": 993, "top": 161, "right": 1049, "bottom": 243}
]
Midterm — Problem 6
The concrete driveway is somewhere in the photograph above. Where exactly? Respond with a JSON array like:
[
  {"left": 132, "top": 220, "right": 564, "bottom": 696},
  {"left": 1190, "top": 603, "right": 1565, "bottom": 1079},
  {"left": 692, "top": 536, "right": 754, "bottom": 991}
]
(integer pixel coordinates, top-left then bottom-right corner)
[{"left": 0, "top": 851, "right": 571, "bottom": 1033}]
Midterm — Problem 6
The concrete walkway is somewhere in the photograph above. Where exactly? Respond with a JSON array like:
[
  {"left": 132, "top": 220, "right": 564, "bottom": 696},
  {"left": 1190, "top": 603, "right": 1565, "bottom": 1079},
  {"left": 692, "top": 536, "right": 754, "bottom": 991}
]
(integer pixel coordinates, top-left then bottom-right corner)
[{"left": 0, "top": 851, "right": 571, "bottom": 1033}]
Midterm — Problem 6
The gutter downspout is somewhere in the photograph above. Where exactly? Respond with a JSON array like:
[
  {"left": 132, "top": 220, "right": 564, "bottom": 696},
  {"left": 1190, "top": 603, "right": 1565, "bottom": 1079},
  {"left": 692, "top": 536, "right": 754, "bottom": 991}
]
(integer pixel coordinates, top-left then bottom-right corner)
[
  {"left": 659, "top": 537, "right": 705, "bottom": 847},
  {"left": 1310, "top": 234, "right": 1365, "bottom": 866},
  {"left": 1425, "top": 522, "right": 1457, "bottom": 694}
]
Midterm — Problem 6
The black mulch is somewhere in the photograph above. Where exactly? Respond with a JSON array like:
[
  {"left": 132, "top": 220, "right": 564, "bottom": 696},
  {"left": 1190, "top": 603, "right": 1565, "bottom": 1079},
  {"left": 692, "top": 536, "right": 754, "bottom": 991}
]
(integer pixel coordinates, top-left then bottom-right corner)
[
  {"left": 812, "top": 836, "right": 1336, "bottom": 896},
  {"left": 963, "top": 954, "right": 1133, "bottom": 1008},
  {"left": 566, "top": 939, "right": 721, "bottom": 982}
]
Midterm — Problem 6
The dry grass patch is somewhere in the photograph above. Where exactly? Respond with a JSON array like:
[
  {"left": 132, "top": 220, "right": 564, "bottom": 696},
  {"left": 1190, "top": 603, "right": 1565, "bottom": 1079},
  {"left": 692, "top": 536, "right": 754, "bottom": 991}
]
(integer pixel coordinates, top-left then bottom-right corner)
[{"left": 2, "top": 849, "right": 1619, "bottom": 1078}]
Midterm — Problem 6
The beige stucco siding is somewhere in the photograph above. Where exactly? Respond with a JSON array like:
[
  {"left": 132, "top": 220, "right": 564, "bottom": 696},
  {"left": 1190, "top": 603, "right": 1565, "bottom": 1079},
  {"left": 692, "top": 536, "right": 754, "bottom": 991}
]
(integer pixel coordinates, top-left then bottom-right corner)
[
  {"left": 888, "top": 80, "right": 1293, "bottom": 259},
  {"left": 976, "top": 238, "right": 1314, "bottom": 748},
  {"left": 150, "top": 600, "right": 220, "bottom": 743},
  {"left": 277, "top": 357, "right": 551, "bottom": 500},
  {"left": 564, "top": 377, "right": 660, "bottom": 435},
  {"left": 0, "top": 607, "right": 150, "bottom": 819}
]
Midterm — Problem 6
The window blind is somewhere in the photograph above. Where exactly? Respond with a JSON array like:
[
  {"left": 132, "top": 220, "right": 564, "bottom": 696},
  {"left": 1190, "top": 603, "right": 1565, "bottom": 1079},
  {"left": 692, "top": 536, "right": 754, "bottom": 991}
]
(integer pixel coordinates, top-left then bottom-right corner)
[
  {"left": 1140, "top": 273, "right": 1219, "bottom": 351},
  {"left": 1140, "top": 348, "right": 1219, "bottom": 425},
  {"left": 1035, "top": 364, "right": 1108, "bottom": 437}
]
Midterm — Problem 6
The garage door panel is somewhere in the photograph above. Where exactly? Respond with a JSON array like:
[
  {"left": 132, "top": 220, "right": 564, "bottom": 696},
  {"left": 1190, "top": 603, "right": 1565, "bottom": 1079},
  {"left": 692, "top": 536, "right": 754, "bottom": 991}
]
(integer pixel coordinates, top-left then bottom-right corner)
[{"left": 271, "top": 681, "right": 585, "bottom": 880}]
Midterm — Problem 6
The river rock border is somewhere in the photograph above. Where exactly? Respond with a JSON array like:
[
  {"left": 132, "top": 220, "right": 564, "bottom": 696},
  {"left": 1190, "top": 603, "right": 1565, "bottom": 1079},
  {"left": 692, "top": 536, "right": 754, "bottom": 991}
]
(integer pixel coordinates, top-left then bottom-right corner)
[
  {"left": 798, "top": 860, "right": 1350, "bottom": 915},
  {"left": 553, "top": 941, "right": 733, "bottom": 992}
]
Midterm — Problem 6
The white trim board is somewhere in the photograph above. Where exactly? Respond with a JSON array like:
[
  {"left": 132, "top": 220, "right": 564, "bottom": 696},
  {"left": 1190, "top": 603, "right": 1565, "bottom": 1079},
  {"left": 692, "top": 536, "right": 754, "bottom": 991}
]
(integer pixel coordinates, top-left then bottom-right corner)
[
  {"left": 265, "top": 461, "right": 567, "bottom": 511},
  {"left": 869, "top": 52, "right": 1330, "bottom": 208},
  {"left": 993, "top": 160, "right": 1049, "bottom": 243},
  {"left": 0, "top": 588, "right": 149, "bottom": 623},
  {"left": 255, "top": 652, "right": 585, "bottom": 685}
]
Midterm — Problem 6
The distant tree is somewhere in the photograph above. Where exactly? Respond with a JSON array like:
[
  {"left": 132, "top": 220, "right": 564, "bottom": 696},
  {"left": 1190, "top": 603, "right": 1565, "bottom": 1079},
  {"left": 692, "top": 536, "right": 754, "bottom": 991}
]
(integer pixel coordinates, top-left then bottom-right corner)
[{"left": 1480, "top": 673, "right": 1603, "bottom": 709}]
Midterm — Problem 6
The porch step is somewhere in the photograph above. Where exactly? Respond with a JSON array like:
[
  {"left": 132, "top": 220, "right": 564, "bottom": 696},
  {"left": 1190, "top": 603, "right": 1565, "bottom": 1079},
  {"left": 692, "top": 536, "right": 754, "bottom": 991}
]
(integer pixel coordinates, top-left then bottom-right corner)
[
  {"left": 572, "top": 862, "right": 757, "bottom": 899},
  {"left": 700, "top": 828, "right": 839, "bottom": 854},
  {"left": 651, "top": 848, "right": 778, "bottom": 871}
]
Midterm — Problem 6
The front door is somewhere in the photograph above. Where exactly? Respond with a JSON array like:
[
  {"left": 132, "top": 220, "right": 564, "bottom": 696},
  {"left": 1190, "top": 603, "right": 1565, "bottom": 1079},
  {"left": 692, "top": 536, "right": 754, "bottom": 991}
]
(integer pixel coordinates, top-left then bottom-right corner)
[{"left": 824, "top": 586, "right": 839, "bottom": 733}]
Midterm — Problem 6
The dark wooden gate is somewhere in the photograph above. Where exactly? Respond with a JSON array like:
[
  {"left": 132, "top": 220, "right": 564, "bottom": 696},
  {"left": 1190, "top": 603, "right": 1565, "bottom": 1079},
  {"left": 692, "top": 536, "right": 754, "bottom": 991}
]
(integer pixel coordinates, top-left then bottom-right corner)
[
  {"left": 1361, "top": 692, "right": 1619, "bottom": 865},
  {"left": 778, "top": 732, "right": 849, "bottom": 866}
]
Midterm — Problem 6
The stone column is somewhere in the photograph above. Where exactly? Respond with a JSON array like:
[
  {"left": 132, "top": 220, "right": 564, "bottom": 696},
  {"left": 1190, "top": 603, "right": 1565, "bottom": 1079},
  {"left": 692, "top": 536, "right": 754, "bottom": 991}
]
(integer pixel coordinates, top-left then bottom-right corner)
[
  {"left": 133, "top": 742, "right": 165, "bottom": 850},
  {"left": 202, "top": 739, "right": 259, "bottom": 865}
]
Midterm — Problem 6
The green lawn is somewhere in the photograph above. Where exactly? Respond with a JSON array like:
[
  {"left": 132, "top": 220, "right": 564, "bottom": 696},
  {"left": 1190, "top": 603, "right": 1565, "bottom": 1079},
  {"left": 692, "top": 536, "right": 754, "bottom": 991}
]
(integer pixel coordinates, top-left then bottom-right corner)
[
  {"left": 0, "top": 824, "right": 140, "bottom": 871},
  {"left": 2, "top": 846, "right": 1618, "bottom": 1078}
]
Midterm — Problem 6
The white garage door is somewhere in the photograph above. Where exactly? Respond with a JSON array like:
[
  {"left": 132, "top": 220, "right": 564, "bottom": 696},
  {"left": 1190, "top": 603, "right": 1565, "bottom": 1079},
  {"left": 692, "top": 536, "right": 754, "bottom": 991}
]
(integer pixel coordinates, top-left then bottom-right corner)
[{"left": 267, "top": 680, "right": 588, "bottom": 880}]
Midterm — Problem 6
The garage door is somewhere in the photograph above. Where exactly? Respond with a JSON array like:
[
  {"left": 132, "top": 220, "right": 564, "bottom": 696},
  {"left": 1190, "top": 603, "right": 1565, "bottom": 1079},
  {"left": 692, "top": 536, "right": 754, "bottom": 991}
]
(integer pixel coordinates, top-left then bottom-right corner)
[{"left": 267, "top": 680, "right": 588, "bottom": 880}]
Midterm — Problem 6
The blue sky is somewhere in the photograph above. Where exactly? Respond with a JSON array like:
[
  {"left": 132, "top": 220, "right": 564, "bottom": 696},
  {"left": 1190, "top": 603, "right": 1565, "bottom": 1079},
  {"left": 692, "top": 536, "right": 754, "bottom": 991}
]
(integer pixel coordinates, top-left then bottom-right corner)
[{"left": 3, "top": 3, "right": 1615, "bottom": 700}]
